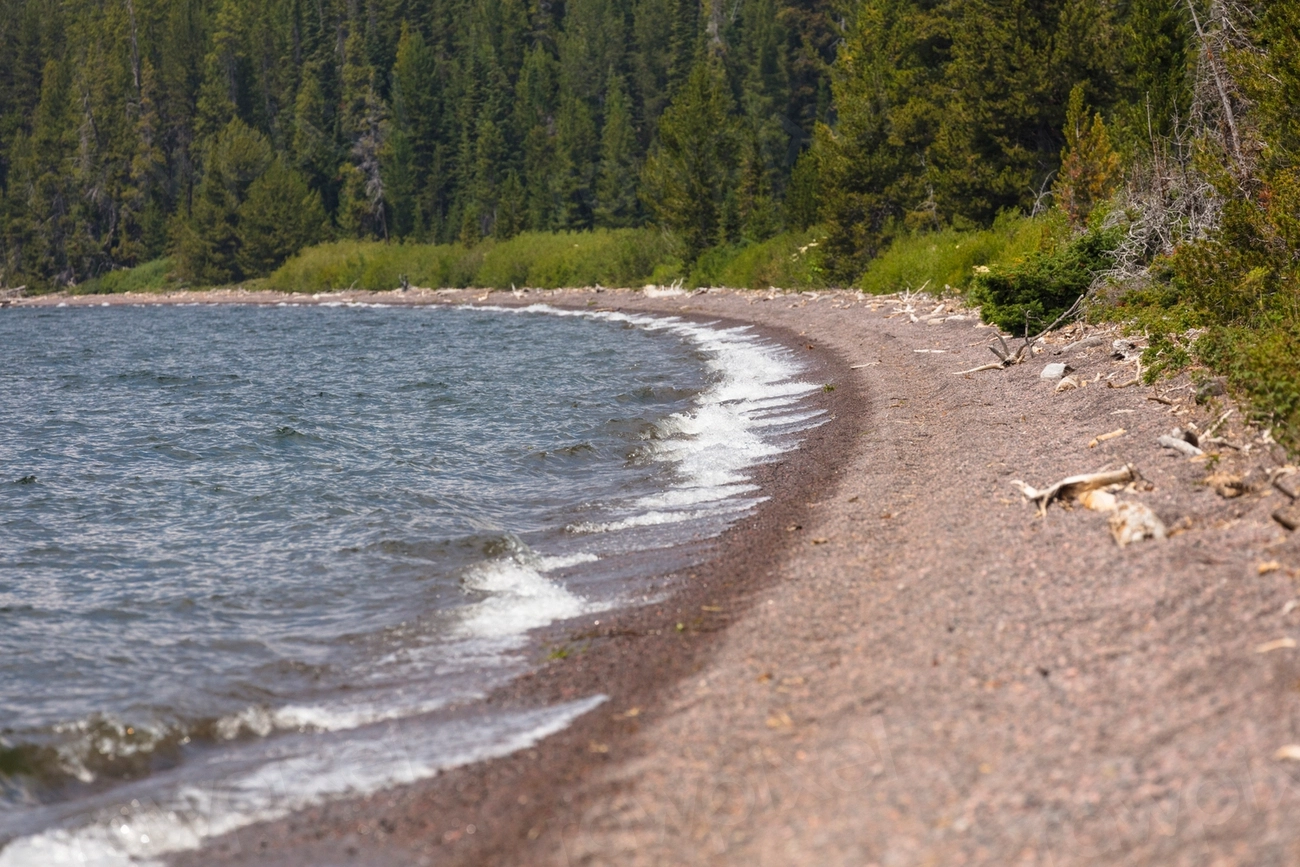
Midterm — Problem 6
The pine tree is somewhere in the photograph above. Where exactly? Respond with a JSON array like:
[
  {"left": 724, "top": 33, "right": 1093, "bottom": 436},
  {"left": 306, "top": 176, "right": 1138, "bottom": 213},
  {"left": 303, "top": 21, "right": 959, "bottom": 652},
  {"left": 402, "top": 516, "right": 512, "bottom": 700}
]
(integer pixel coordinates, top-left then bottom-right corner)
[
  {"left": 236, "top": 158, "right": 327, "bottom": 275},
  {"left": 516, "top": 43, "right": 559, "bottom": 230},
  {"left": 173, "top": 117, "right": 272, "bottom": 283},
  {"left": 595, "top": 73, "right": 640, "bottom": 228},
  {"left": 1118, "top": 0, "right": 1192, "bottom": 141},
  {"left": 1053, "top": 84, "right": 1120, "bottom": 226},
  {"left": 388, "top": 23, "right": 442, "bottom": 239},
  {"left": 554, "top": 93, "right": 598, "bottom": 229},
  {"left": 640, "top": 54, "right": 738, "bottom": 261},
  {"left": 291, "top": 66, "right": 338, "bottom": 211},
  {"left": 338, "top": 24, "right": 389, "bottom": 240},
  {"left": 931, "top": 0, "right": 1115, "bottom": 224},
  {"left": 813, "top": 0, "right": 948, "bottom": 279}
]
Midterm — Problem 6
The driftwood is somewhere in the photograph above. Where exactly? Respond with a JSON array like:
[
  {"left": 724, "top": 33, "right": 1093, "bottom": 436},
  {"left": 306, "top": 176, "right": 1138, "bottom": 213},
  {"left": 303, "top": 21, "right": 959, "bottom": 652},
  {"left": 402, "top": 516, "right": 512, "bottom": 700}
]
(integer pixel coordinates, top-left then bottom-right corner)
[
  {"left": 952, "top": 333, "right": 1030, "bottom": 375},
  {"left": 1158, "top": 435, "right": 1204, "bottom": 457},
  {"left": 1011, "top": 465, "right": 1137, "bottom": 515},
  {"left": 1088, "top": 428, "right": 1127, "bottom": 448},
  {"left": 1055, "top": 335, "right": 1106, "bottom": 355},
  {"left": 1204, "top": 409, "right": 1234, "bottom": 439}
]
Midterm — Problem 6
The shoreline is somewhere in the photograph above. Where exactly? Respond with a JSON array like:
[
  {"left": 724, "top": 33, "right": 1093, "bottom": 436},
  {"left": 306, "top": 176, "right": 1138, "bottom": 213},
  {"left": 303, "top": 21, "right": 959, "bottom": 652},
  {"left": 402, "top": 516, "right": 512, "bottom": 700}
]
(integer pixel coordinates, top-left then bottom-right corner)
[
  {"left": 160, "top": 288, "right": 865, "bottom": 866},
  {"left": 10, "top": 287, "right": 1300, "bottom": 865}
]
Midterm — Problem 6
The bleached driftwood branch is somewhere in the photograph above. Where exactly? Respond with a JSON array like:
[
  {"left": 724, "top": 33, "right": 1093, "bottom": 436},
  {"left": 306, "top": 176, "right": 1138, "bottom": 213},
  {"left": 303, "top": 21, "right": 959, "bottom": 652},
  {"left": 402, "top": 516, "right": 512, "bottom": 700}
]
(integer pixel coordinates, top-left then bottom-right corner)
[{"left": 1011, "top": 465, "right": 1137, "bottom": 515}]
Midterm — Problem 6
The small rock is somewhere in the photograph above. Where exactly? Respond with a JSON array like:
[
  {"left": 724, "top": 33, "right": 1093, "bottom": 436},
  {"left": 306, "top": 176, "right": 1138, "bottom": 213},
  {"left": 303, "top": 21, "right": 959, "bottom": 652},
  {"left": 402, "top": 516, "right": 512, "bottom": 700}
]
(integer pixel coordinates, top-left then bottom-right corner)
[
  {"left": 1109, "top": 502, "right": 1167, "bottom": 547},
  {"left": 1040, "top": 362, "right": 1071, "bottom": 380},
  {"left": 1079, "top": 489, "right": 1117, "bottom": 512},
  {"left": 1196, "top": 378, "right": 1227, "bottom": 403},
  {"left": 1272, "top": 472, "right": 1299, "bottom": 501},
  {"left": 1274, "top": 502, "right": 1300, "bottom": 532},
  {"left": 1055, "top": 375, "right": 1081, "bottom": 393},
  {"left": 1205, "top": 472, "right": 1248, "bottom": 498}
]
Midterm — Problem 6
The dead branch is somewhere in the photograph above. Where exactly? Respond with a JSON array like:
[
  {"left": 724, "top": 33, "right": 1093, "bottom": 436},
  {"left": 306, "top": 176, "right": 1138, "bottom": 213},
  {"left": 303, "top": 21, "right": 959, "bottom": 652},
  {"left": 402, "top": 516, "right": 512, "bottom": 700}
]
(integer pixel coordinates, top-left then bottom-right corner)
[
  {"left": 1011, "top": 465, "right": 1137, "bottom": 516},
  {"left": 952, "top": 362, "right": 1007, "bottom": 375},
  {"left": 1158, "top": 435, "right": 1205, "bottom": 457},
  {"left": 1204, "top": 409, "right": 1235, "bottom": 439}
]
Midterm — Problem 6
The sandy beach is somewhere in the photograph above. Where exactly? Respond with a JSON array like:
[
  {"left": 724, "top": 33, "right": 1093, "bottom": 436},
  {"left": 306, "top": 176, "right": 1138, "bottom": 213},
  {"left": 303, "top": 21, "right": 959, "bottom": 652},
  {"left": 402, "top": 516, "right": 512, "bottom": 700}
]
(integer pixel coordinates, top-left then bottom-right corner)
[{"left": 17, "top": 286, "right": 1300, "bottom": 865}]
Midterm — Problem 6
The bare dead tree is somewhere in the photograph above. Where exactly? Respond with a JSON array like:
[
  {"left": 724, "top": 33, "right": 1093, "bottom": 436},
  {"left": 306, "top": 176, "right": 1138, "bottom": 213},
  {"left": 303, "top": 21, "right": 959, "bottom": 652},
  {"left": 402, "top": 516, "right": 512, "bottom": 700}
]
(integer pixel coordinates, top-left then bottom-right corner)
[{"left": 1096, "top": 0, "right": 1259, "bottom": 294}]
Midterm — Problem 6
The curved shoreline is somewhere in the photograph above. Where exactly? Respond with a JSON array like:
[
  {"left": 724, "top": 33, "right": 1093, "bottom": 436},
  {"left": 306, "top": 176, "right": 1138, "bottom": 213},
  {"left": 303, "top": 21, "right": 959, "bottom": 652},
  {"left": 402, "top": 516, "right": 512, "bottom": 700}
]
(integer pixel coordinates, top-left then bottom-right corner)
[
  {"left": 10, "top": 287, "right": 1300, "bottom": 866},
  {"left": 151, "top": 290, "right": 866, "bottom": 866}
]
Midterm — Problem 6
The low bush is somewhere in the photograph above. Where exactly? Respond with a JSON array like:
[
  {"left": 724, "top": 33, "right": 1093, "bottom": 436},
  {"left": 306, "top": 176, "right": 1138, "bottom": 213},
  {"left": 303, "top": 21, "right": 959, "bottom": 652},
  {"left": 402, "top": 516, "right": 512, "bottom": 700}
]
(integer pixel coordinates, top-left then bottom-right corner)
[
  {"left": 264, "top": 228, "right": 678, "bottom": 292},
  {"left": 475, "top": 229, "right": 679, "bottom": 289},
  {"left": 860, "top": 212, "right": 1047, "bottom": 296},
  {"left": 690, "top": 230, "right": 827, "bottom": 290},
  {"left": 970, "top": 223, "right": 1121, "bottom": 334},
  {"left": 262, "top": 241, "right": 480, "bottom": 293},
  {"left": 74, "top": 258, "right": 178, "bottom": 295}
]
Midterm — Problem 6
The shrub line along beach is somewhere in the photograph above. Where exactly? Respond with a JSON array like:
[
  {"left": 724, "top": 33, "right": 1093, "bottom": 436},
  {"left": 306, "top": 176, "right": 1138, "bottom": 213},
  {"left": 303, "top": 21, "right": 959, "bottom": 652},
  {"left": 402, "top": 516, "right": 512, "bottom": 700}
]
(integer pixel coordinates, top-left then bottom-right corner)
[{"left": 14, "top": 286, "right": 1300, "bottom": 865}]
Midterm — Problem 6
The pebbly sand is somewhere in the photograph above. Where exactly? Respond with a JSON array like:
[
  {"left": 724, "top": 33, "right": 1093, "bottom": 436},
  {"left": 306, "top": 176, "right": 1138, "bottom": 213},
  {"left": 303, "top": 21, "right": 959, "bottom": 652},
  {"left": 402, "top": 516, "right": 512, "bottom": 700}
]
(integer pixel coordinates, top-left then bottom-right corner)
[{"left": 15, "top": 286, "right": 1300, "bottom": 865}]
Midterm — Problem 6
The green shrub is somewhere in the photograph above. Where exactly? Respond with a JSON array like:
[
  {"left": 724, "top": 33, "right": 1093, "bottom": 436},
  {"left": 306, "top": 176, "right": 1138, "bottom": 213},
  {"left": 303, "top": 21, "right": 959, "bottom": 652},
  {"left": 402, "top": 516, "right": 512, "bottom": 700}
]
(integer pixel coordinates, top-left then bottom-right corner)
[
  {"left": 860, "top": 212, "right": 1046, "bottom": 295},
  {"left": 970, "top": 224, "right": 1121, "bottom": 334},
  {"left": 690, "top": 230, "right": 827, "bottom": 290},
  {"left": 474, "top": 229, "right": 678, "bottom": 289},
  {"left": 264, "top": 228, "right": 678, "bottom": 293},
  {"left": 74, "top": 258, "right": 178, "bottom": 295},
  {"left": 1197, "top": 324, "right": 1300, "bottom": 447},
  {"left": 263, "top": 240, "right": 479, "bottom": 293}
]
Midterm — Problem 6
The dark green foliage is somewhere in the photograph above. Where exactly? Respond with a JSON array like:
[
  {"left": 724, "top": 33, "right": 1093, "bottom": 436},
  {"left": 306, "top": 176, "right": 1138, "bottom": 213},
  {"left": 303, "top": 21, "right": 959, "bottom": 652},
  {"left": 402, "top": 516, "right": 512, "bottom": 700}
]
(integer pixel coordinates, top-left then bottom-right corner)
[
  {"left": 173, "top": 118, "right": 273, "bottom": 284},
  {"left": 970, "top": 225, "right": 1120, "bottom": 334},
  {"left": 806, "top": 0, "right": 1128, "bottom": 280},
  {"left": 595, "top": 75, "right": 640, "bottom": 228},
  {"left": 1197, "top": 326, "right": 1300, "bottom": 448},
  {"left": 1115, "top": 0, "right": 1192, "bottom": 143},
  {"left": 173, "top": 120, "right": 323, "bottom": 280},
  {"left": 639, "top": 56, "right": 738, "bottom": 262},
  {"left": 0, "top": 0, "right": 832, "bottom": 289},
  {"left": 1119, "top": 3, "right": 1300, "bottom": 449},
  {"left": 235, "top": 160, "right": 329, "bottom": 276}
]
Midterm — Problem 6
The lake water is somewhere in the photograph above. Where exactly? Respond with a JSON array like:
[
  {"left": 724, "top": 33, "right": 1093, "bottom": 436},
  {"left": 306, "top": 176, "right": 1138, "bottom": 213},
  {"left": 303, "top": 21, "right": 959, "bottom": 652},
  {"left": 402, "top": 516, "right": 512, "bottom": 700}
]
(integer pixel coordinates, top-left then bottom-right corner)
[{"left": 0, "top": 301, "right": 819, "bottom": 865}]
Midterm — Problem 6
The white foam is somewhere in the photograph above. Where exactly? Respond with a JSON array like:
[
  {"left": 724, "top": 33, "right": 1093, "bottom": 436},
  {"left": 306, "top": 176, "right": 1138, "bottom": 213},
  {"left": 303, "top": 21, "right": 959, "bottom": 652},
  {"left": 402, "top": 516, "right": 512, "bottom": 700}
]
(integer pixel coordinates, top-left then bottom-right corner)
[
  {"left": 536, "top": 552, "right": 600, "bottom": 572},
  {"left": 455, "top": 558, "right": 591, "bottom": 641},
  {"left": 213, "top": 697, "right": 454, "bottom": 740},
  {"left": 0, "top": 697, "right": 605, "bottom": 867},
  {"left": 471, "top": 304, "right": 822, "bottom": 529}
]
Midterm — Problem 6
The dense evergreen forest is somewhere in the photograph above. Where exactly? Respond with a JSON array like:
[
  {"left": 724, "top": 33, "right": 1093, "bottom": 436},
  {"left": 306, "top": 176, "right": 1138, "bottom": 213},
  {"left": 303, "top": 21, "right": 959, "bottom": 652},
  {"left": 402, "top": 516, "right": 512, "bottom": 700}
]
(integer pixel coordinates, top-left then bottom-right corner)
[
  {"left": 0, "top": 0, "right": 1206, "bottom": 290},
  {"left": 0, "top": 0, "right": 839, "bottom": 286}
]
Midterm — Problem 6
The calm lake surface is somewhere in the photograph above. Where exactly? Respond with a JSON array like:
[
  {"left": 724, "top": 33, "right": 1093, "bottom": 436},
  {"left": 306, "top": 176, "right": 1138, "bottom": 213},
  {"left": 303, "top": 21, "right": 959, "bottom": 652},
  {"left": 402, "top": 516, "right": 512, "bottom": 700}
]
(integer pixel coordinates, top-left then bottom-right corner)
[{"left": 0, "top": 302, "right": 819, "bottom": 864}]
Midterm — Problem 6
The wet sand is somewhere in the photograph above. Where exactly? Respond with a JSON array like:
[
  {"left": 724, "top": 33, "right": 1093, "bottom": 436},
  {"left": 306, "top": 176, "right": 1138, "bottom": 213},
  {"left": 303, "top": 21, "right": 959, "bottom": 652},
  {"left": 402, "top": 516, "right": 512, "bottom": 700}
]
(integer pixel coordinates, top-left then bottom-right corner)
[{"left": 17, "top": 286, "right": 1300, "bottom": 865}]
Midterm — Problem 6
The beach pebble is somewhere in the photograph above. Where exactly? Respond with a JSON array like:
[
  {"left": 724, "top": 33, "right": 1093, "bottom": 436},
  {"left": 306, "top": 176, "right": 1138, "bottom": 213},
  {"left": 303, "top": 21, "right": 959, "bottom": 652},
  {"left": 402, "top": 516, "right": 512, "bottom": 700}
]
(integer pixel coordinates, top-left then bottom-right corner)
[
  {"left": 1109, "top": 501, "right": 1167, "bottom": 547},
  {"left": 1040, "top": 363, "right": 1070, "bottom": 380}
]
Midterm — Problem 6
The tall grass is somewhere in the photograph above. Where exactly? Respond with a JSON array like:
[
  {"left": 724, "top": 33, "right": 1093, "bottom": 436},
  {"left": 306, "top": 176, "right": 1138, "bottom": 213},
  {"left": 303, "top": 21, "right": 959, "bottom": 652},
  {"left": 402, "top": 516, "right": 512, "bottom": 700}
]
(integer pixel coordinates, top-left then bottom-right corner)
[
  {"left": 263, "top": 241, "right": 480, "bottom": 293},
  {"left": 263, "top": 228, "right": 680, "bottom": 292},
  {"left": 859, "top": 212, "right": 1049, "bottom": 295},
  {"left": 74, "top": 258, "right": 178, "bottom": 295},
  {"left": 690, "top": 230, "right": 827, "bottom": 290},
  {"left": 473, "top": 229, "right": 680, "bottom": 289}
]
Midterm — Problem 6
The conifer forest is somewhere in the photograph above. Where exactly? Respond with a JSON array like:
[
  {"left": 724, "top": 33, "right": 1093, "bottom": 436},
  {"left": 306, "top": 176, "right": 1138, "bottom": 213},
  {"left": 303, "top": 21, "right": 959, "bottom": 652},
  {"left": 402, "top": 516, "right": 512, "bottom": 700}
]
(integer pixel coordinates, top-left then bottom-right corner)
[
  {"left": 0, "top": 0, "right": 1231, "bottom": 286},
  {"left": 3, "top": 1, "right": 1300, "bottom": 454}
]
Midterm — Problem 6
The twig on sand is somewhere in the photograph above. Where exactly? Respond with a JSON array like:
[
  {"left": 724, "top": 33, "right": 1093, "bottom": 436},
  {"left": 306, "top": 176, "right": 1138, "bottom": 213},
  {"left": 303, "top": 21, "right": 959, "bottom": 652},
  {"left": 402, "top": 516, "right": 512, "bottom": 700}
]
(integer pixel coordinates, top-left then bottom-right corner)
[
  {"left": 952, "top": 333, "right": 1024, "bottom": 375},
  {"left": 1158, "top": 435, "right": 1204, "bottom": 457},
  {"left": 953, "top": 362, "right": 1007, "bottom": 375},
  {"left": 1011, "top": 465, "right": 1138, "bottom": 516}
]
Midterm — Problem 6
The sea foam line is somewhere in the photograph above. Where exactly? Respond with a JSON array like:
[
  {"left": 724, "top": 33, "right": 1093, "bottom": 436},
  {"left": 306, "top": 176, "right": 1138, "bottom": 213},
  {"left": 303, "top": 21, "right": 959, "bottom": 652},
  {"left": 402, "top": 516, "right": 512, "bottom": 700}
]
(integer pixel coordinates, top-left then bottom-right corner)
[
  {"left": 472, "top": 304, "right": 824, "bottom": 531},
  {"left": 0, "top": 697, "right": 605, "bottom": 867}
]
